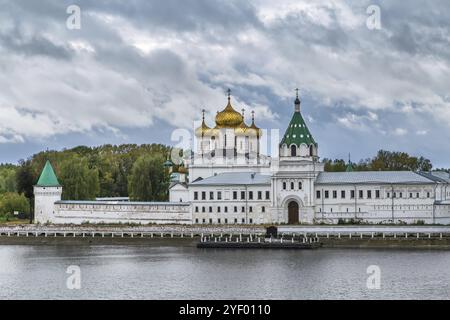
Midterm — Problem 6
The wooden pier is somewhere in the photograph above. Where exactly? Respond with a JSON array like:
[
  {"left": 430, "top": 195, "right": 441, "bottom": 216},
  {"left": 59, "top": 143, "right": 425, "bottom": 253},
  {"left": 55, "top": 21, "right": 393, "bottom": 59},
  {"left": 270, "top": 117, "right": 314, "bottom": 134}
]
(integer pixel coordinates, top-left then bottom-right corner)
[{"left": 197, "top": 235, "right": 322, "bottom": 249}]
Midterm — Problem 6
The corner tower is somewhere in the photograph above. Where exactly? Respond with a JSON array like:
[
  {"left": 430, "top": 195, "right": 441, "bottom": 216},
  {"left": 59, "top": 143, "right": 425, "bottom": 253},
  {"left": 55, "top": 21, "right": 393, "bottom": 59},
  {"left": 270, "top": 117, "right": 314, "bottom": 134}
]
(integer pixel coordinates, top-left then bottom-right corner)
[{"left": 34, "top": 160, "right": 62, "bottom": 224}]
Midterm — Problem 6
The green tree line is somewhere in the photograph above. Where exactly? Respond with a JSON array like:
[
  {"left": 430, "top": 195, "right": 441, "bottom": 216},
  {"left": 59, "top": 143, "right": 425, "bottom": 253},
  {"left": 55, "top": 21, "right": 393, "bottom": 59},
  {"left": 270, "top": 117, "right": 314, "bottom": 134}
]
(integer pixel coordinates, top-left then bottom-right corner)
[{"left": 323, "top": 150, "right": 433, "bottom": 172}]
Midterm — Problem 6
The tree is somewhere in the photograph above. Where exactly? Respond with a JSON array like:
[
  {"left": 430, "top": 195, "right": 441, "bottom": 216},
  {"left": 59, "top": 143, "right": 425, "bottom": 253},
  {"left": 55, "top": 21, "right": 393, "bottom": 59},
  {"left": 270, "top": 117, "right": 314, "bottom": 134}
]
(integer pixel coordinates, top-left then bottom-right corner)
[
  {"left": 0, "top": 192, "right": 30, "bottom": 218},
  {"left": 128, "top": 155, "right": 169, "bottom": 201},
  {"left": 0, "top": 165, "right": 17, "bottom": 194},
  {"left": 59, "top": 156, "right": 100, "bottom": 200}
]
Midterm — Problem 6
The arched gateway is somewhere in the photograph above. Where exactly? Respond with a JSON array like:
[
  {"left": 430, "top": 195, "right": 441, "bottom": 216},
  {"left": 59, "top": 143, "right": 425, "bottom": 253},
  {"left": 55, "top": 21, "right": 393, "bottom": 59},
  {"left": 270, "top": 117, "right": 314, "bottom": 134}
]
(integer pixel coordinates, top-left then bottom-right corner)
[{"left": 288, "top": 201, "right": 299, "bottom": 224}]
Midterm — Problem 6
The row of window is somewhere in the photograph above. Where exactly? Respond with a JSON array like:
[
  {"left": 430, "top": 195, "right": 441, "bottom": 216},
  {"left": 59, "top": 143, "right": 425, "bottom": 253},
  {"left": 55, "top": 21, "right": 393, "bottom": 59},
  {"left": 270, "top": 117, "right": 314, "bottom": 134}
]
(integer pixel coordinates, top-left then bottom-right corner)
[
  {"left": 282, "top": 181, "right": 303, "bottom": 190},
  {"left": 316, "top": 190, "right": 432, "bottom": 200},
  {"left": 318, "top": 204, "right": 434, "bottom": 213},
  {"left": 195, "top": 206, "right": 266, "bottom": 213},
  {"left": 194, "top": 191, "right": 270, "bottom": 201},
  {"left": 195, "top": 218, "right": 254, "bottom": 224}
]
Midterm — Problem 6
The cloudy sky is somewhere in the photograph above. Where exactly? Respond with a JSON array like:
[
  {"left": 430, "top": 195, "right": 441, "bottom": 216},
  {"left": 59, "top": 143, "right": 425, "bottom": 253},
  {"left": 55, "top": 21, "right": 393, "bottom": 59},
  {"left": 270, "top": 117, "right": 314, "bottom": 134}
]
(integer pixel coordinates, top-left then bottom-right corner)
[{"left": 0, "top": 0, "right": 449, "bottom": 167}]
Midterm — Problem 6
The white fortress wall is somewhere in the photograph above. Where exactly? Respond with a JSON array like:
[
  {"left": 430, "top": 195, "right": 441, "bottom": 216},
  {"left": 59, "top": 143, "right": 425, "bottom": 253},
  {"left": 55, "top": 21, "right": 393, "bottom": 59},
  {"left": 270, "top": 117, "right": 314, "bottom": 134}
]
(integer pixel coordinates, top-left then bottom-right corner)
[{"left": 52, "top": 201, "right": 192, "bottom": 225}]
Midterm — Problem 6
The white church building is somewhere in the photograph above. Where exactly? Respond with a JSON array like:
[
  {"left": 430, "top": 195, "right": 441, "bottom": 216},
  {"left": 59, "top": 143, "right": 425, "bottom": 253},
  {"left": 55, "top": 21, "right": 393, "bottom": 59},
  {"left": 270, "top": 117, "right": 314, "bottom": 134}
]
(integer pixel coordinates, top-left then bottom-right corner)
[{"left": 34, "top": 91, "right": 450, "bottom": 225}]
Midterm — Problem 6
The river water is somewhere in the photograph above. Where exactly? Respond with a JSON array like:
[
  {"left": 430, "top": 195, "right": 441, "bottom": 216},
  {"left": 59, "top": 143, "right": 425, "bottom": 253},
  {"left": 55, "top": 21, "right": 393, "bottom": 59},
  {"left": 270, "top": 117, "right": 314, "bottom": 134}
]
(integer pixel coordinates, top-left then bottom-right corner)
[{"left": 0, "top": 244, "right": 449, "bottom": 300}]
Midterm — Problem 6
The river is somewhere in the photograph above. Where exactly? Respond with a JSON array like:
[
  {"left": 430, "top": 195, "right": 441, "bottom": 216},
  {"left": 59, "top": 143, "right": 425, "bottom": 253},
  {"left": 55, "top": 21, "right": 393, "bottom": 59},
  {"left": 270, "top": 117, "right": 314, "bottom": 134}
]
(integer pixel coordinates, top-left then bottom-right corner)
[{"left": 0, "top": 244, "right": 449, "bottom": 299}]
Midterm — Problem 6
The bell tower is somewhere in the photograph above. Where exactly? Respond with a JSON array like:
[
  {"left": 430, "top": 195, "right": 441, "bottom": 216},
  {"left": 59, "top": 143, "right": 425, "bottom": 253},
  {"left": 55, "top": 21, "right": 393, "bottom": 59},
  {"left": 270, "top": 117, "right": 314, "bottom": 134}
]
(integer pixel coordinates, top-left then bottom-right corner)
[{"left": 271, "top": 90, "right": 324, "bottom": 224}]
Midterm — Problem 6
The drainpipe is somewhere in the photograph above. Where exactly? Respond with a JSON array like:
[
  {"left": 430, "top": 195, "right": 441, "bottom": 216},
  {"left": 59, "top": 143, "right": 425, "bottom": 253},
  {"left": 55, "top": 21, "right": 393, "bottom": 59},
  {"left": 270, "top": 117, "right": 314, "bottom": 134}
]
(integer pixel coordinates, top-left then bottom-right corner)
[
  {"left": 245, "top": 184, "right": 248, "bottom": 224},
  {"left": 391, "top": 184, "right": 395, "bottom": 222},
  {"left": 433, "top": 184, "right": 437, "bottom": 224},
  {"left": 321, "top": 188, "right": 324, "bottom": 220}
]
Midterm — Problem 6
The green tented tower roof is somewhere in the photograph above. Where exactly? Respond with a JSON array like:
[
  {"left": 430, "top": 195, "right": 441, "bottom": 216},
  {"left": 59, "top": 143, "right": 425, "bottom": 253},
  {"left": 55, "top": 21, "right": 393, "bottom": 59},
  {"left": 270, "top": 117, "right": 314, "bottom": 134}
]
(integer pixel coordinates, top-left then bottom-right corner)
[
  {"left": 280, "top": 101, "right": 316, "bottom": 147},
  {"left": 36, "top": 160, "right": 60, "bottom": 187},
  {"left": 346, "top": 162, "right": 353, "bottom": 172}
]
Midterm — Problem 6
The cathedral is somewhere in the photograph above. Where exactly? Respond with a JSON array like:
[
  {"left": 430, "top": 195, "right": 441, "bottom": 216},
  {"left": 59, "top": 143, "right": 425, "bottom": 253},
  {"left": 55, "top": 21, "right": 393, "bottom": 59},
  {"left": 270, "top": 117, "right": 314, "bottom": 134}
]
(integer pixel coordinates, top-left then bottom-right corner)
[{"left": 34, "top": 91, "right": 450, "bottom": 225}]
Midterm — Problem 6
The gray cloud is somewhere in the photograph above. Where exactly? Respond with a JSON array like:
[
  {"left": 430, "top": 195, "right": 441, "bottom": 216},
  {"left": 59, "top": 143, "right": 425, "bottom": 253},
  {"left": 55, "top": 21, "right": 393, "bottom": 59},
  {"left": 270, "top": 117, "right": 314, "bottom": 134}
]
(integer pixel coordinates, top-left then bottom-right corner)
[{"left": 0, "top": 0, "right": 450, "bottom": 167}]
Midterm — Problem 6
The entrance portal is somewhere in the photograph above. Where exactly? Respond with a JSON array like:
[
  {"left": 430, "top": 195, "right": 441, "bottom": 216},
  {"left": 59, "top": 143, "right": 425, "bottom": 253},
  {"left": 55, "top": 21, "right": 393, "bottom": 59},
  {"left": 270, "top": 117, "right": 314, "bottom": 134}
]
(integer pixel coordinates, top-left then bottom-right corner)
[{"left": 288, "top": 201, "right": 299, "bottom": 224}]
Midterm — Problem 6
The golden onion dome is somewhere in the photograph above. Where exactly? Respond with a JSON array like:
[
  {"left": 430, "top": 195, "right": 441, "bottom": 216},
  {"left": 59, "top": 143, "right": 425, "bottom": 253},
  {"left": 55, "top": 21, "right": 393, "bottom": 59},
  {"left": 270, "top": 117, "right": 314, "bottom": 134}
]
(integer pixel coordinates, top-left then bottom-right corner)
[
  {"left": 248, "top": 111, "right": 262, "bottom": 138},
  {"left": 235, "top": 120, "right": 250, "bottom": 136},
  {"left": 195, "top": 109, "right": 211, "bottom": 136},
  {"left": 215, "top": 95, "right": 243, "bottom": 128}
]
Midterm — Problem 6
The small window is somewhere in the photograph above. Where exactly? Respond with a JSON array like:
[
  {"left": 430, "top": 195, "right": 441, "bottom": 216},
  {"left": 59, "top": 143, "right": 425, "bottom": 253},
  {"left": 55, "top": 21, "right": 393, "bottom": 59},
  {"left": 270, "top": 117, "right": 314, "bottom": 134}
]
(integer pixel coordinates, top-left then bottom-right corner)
[
  {"left": 195, "top": 218, "right": 199, "bottom": 223},
  {"left": 258, "top": 191, "right": 262, "bottom": 200},
  {"left": 217, "top": 192, "right": 222, "bottom": 200},
  {"left": 249, "top": 191, "right": 253, "bottom": 200},
  {"left": 359, "top": 190, "right": 363, "bottom": 199},
  {"left": 427, "top": 192, "right": 431, "bottom": 198},
  {"left": 265, "top": 191, "right": 270, "bottom": 200},
  {"left": 241, "top": 191, "right": 246, "bottom": 200},
  {"left": 202, "top": 207, "right": 206, "bottom": 213},
  {"left": 209, "top": 218, "right": 212, "bottom": 224},
  {"left": 224, "top": 207, "right": 228, "bottom": 213},
  {"left": 202, "top": 218, "right": 206, "bottom": 223},
  {"left": 249, "top": 206, "right": 253, "bottom": 213},
  {"left": 262, "top": 206, "right": 265, "bottom": 213},
  {"left": 209, "top": 192, "right": 214, "bottom": 200},
  {"left": 241, "top": 207, "right": 245, "bottom": 213},
  {"left": 325, "top": 191, "right": 329, "bottom": 199},
  {"left": 233, "top": 191, "right": 237, "bottom": 200},
  {"left": 283, "top": 182, "right": 287, "bottom": 190},
  {"left": 333, "top": 191, "right": 337, "bottom": 199},
  {"left": 291, "top": 182, "right": 294, "bottom": 190},
  {"left": 367, "top": 190, "right": 372, "bottom": 199},
  {"left": 351, "top": 190, "right": 355, "bottom": 199},
  {"left": 291, "top": 145, "right": 297, "bottom": 156},
  {"left": 242, "top": 218, "right": 245, "bottom": 223},
  {"left": 225, "top": 218, "right": 228, "bottom": 224},
  {"left": 234, "top": 206, "right": 238, "bottom": 213},
  {"left": 202, "top": 192, "right": 206, "bottom": 200},
  {"left": 195, "top": 207, "right": 199, "bottom": 213},
  {"left": 249, "top": 218, "right": 253, "bottom": 224},
  {"left": 194, "top": 192, "right": 198, "bottom": 200},
  {"left": 299, "top": 182, "right": 302, "bottom": 190},
  {"left": 316, "top": 190, "right": 321, "bottom": 199},
  {"left": 234, "top": 218, "right": 238, "bottom": 223},
  {"left": 217, "top": 207, "right": 221, "bottom": 213},
  {"left": 218, "top": 218, "right": 221, "bottom": 224},
  {"left": 209, "top": 207, "right": 212, "bottom": 213},
  {"left": 376, "top": 190, "right": 380, "bottom": 199},
  {"left": 341, "top": 190, "right": 345, "bottom": 199}
]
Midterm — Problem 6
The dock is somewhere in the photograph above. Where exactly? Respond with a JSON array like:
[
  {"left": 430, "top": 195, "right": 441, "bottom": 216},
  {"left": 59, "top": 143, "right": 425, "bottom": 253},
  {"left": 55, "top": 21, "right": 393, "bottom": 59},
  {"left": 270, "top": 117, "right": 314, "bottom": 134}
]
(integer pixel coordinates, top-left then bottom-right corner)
[{"left": 197, "top": 235, "right": 322, "bottom": 249}]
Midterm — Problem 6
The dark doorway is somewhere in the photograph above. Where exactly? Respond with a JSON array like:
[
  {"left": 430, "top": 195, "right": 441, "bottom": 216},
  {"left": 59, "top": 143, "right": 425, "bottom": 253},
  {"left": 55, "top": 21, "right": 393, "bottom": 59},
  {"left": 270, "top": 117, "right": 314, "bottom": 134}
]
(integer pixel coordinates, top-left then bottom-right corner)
[{"left": 288, "top": 201, "right": 299, "bottom": 224}]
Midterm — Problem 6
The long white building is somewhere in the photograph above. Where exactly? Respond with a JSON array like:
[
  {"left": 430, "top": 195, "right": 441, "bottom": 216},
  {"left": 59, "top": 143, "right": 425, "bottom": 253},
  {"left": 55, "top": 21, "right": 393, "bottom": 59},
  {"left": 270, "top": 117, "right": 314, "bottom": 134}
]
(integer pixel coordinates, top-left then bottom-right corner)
[{"left": 34, "top": 91, "right": 450, "bottom": 225}]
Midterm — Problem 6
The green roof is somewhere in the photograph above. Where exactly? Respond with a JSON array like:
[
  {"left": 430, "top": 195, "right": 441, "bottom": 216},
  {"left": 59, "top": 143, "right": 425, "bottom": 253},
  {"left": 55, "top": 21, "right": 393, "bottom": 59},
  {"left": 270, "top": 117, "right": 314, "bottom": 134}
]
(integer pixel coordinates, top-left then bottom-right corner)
[
  {"left": 281, "top": 111, "right": 316, "bottom": 147},
  {"left": 346, "top": 162, "right": 353, "bottom": 172},
  {"left": 36, "top": 160, "right": 60, "bottom": 187}
]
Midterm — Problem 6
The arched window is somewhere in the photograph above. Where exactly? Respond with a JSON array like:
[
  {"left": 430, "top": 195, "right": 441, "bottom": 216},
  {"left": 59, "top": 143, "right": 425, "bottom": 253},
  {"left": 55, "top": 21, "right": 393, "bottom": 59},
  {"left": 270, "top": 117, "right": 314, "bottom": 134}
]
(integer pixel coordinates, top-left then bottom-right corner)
[
  {"left": 299, "top": 182, "right": 302, "bottom": 190},
  {"left": 291, "top": 182, "right": 294, "bottom": 190},
  {"left": 291, "top": 145, "right": 297, "bottom": 156},
  {"left": 283, "top": 182, "right": 287, "bottom": 190},
  {"left": 309, "top": 145, "right": 314, "bottom": 156}
]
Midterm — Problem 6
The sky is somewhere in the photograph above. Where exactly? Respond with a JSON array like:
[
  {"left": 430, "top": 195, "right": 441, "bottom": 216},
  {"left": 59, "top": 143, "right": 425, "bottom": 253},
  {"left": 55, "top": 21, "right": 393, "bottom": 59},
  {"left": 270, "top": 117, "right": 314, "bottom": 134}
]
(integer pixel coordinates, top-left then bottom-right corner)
[{"left": 0, "top": 0, "right": 449, "bottom": 167}]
